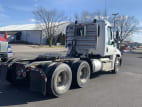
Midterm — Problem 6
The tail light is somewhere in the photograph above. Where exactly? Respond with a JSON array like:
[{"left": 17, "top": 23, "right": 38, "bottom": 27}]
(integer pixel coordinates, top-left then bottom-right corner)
[
  {"left": 22, "top": 72, "right": 26, "bottom": 78},
  {"left": 17, "top": 71, "right": 21, "bottom": 76}
]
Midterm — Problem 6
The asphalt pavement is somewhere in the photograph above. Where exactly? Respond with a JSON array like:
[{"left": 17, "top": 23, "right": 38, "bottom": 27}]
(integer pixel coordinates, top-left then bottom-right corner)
[{"left": 0, "top": 52, "right": 142, "bottom": 107}]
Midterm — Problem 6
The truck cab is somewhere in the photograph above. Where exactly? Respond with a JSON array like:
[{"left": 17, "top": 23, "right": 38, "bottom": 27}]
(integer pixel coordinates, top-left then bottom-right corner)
[
  {"left": 66, "top": 20, "right": 121, "bottom": 58},
  {"left": 66, "top": 19, "right": 121, "bottom": 72}
]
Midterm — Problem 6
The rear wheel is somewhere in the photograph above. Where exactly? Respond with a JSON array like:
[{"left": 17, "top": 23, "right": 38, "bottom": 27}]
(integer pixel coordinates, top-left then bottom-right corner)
[
  {"left": 71, "top": 61, "right": 90, "bottom": 88},
  {"left": 46, "top": 63, "right": 72, "bottom": 97}
]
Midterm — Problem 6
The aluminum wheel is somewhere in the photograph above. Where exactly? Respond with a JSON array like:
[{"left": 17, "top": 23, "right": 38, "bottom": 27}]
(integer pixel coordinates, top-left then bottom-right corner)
[
  {"left": 115, "top": 58, "right": 120, "bottom": 72},
  {"left": 56, "top": 70, "right": 70, "bottom": 91},
  {"left": 112, "top": 57, "right": 121, "bottom": 73},
  {"left": 71, "top": 61, "right": 90, "bottom": 88},
  {"left": 46, "top": 63, "right": 72, "bottom": 97},
  {"left": 80, "top": 66, "right": 89, "bottom": 84}
]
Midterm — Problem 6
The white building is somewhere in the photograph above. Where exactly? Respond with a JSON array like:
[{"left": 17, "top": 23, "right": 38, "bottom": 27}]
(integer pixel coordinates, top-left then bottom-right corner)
[{"left": 0, "top": 22, "right": 70, "bottom": 44}]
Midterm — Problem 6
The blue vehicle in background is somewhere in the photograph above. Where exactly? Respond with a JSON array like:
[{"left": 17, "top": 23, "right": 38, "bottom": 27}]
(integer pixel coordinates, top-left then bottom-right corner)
[{"left": 8, "top": 45, "right": 13, "bottom": 58}]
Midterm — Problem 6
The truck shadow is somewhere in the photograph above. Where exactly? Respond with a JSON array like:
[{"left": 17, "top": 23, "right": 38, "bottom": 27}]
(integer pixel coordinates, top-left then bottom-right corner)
[
  {"left": 0, "top": 72, "right": 114, "bottom": 107},
  {"left": 0, "top": 82, "right": 55, "bottom": 106},
  {"left": 137, "top": 57, "right": 142, "bottom": 58},
  {"left": 90, "top": 71, "right": 113, "bottom": 79}
]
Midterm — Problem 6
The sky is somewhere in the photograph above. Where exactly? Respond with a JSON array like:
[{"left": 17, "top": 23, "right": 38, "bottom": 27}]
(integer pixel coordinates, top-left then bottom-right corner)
[{"left": 0, "top": 0, "right": 142, "bottom": 42}]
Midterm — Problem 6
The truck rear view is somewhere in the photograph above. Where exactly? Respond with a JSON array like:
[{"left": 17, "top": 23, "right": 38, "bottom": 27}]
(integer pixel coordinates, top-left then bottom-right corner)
[
  {"left": 66, "top": 21, "right": 98, "bottom": 56},
  {"left": 1, "top": 19, "right": 122, "bottom": 97}
]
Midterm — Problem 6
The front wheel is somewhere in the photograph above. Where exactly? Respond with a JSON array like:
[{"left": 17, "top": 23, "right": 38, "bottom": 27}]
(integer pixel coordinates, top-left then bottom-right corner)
[{"left": 112, "top": 57, "right": 121, "bottom": 74}]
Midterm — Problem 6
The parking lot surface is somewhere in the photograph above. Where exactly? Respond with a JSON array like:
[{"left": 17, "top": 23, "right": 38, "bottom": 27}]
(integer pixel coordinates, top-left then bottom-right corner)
[{"left": 0, "top": 45, "right": 142, "bottom": 107}]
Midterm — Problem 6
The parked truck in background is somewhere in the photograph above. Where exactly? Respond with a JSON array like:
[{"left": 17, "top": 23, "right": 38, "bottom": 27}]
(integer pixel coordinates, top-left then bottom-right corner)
[
  {"left": 0, "top": 32, "right": 13, "bottom": 62},
  {"left": 0, "top": 36, "right": 8, "bottom": 62},
  {"left": 0, "top": 19, "right": 121, "bottom": 97}
]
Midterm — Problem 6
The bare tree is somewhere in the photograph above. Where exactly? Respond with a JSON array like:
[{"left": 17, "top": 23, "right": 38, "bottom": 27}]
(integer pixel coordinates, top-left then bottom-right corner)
[
  {"left": 73, "top": 11, "right": 96, "bottom": 22},
  {"left": 81, "top": 11, "right": 91, "bottom": 22},
  {"left": 74, "top": 13, "right": 79, "bottom": 21},
  {"left": 33, "top": 7, "right": 66, "bottom": 46},
  {"left": 74, "top": 11, "right": 138, "bottom": 45},
  {"left": 115, "top": 16, "right": 138, "bottom": 43},
  {"left": 96, "top": 10, "right": 102, "bottom": 20}
]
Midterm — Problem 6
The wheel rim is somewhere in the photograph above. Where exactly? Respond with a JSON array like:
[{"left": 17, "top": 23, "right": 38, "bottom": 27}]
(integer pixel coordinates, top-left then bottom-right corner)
[
  {"left": 56, "top": 70, "right": 69, "bottom": 91},
  {"left": 79, "top": 66, "right": 89, "bottom": 84},
  {"left": 115, "top": 59, "right": 120, "bottom": 72}
]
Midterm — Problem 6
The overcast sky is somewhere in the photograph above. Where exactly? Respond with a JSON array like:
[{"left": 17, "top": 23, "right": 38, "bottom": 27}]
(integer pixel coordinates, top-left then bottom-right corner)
[{"left": 0, "top": 0, "right": 142, "bottom": 42}]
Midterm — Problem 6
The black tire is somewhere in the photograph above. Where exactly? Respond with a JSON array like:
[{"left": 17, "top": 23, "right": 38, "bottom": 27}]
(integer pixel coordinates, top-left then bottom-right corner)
[
  {"left": 112, "top": 57, "right": 121, "bottom": 74},
  {"left": 71, "top": 61, "right": 90, "bottom": 88},
  {"left": 46, "top": 63, "right": 72, "bottom": 97}
]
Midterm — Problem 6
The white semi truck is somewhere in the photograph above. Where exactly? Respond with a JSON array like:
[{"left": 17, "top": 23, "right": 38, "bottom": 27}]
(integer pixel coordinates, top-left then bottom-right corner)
[{"left": 0, "top": 19, "right": 121, "bottom": 97}]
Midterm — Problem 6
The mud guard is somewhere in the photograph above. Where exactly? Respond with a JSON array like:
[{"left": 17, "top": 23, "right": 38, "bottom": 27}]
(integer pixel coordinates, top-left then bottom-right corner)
[
  {"left": 0, "top": 62, "right": 8, "bottom": 81},
  {"left": 30, "top": 71, "right": 47, "bottom": 96}
]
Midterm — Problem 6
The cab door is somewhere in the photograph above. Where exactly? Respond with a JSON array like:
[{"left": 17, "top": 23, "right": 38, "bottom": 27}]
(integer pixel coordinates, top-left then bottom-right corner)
[{"left": 105, "top": 26, "right": 115, "bottom": 55}]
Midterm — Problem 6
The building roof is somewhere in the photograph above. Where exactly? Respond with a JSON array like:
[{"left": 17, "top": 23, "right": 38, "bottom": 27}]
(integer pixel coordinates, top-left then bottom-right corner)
[
  {"left": 0, "top": 24, "right": 42, "bottom": 31},
  {"left": 0, "top": 22, "right": 70, "bottom": 32}
]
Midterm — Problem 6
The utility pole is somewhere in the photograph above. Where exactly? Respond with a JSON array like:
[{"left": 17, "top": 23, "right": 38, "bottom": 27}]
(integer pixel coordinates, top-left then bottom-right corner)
[{"left": 104, "top": 0, "right": 107, "bottom": 20}]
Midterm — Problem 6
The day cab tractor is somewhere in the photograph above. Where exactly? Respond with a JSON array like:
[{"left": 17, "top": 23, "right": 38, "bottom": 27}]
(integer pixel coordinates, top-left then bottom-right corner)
[{"left": 2, "top": 19, "right": 122, "bottom": 97}]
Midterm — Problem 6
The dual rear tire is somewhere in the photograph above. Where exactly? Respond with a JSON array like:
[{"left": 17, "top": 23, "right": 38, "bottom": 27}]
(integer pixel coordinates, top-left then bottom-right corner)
[
  {"left": 71, "top": 61, "right": 91, "bottom": 88},
  {"left": 45, "top": 61, "right": 91, "bottom": 97},
  {"left": 46, "top": 63, "right": 72, "bottom": 97},
  {"left": 7, "top": 60, "right": 91, "bottom": 97}
]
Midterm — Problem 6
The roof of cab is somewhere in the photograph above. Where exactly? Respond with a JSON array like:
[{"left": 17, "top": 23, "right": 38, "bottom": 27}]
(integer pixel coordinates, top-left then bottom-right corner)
[{"left": 68, "top": 19, "right": 112, "bottom": 27}]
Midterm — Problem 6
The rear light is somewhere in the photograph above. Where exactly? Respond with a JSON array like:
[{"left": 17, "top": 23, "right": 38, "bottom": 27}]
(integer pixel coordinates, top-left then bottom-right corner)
[
  {"left": 23, "top": 72, "right": 26, "bottom": 77},
  {"left": 17, "top": 71, "right": 21, "bottom": 76}
]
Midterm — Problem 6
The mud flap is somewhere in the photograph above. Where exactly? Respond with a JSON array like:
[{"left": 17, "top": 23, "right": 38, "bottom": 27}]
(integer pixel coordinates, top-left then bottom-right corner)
[
  {"left": 0, "top": 63, "right": 8, "bottom": 81},
  {"left": 30, "top": 71, "right": 46, "bottom": 96}
]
